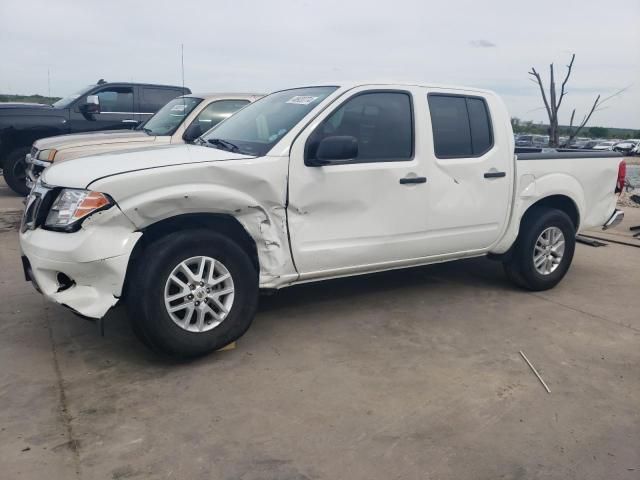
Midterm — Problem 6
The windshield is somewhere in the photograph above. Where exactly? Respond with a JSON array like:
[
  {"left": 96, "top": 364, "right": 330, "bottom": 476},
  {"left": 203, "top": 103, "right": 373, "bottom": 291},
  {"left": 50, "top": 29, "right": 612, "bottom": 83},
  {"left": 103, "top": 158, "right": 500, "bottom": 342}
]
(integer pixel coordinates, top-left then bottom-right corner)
[
  {"left": 140, "top": 97, "right": 202, "bottom": 136},
  {"left": 52, "top": 85, "right": 95, "bottom": 108},
  {"left": 201, "top": 86, "right": 338, "bottom": 156}
]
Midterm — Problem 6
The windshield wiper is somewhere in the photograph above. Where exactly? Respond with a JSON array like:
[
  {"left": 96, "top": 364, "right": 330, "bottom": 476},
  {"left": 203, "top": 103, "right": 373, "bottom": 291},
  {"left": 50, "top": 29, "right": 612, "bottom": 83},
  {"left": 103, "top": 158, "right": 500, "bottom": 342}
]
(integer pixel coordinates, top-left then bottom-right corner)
[
  {"left": 142, "top": 127, "right": 153, "bottom": 135},
  {"left": 207, "top": 138, "right": 239, "bottom": 152}
]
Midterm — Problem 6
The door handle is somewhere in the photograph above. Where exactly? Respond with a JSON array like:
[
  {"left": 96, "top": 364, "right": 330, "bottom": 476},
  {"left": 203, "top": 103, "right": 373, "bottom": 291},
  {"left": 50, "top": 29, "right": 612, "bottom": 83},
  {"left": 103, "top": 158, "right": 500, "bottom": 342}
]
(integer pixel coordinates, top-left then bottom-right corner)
[
  {"left": 399, "top": 176, "right": 427, "bottom": 185},
  {"left": 484, "top": 171, "right": 506, "bottom": 179},
  {"left": 121, "top": 119, "right": 139, "bottom": 124}
]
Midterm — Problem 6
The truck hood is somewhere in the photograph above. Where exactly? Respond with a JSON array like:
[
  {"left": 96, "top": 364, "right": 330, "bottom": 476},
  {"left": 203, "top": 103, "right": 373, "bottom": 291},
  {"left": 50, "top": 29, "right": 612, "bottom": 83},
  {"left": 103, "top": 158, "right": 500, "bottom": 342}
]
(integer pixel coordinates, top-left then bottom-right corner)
[
  {"left": 0, "top": 103, "right": 64, "bottom": 119},
  {"left": 0, "top": 102, "right": 53, "bottom": 110},
  {"left": 35, "top": 130, "right": 153, "bottom": 153},
  {"left": 42, "top": 144, "right": 255, "bottom": 189}
]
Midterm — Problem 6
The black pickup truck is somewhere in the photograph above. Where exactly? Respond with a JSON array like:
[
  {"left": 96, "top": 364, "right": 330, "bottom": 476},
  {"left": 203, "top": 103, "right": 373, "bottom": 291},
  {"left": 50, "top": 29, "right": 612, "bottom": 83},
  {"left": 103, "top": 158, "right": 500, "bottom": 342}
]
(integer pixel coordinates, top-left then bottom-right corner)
[{"left": 0, "top": 80, "right": 190, "bottom": 195}]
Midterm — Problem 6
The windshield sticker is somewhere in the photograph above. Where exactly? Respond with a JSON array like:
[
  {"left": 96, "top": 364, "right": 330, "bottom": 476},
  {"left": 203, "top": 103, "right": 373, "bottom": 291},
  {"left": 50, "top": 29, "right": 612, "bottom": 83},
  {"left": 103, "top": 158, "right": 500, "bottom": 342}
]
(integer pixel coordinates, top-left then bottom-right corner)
[
  {"left": 170, "top": 104, "right": 187, "bottom": 112},
  {"left": 286, "top": 96, "right": 318, "bottom": 105}
]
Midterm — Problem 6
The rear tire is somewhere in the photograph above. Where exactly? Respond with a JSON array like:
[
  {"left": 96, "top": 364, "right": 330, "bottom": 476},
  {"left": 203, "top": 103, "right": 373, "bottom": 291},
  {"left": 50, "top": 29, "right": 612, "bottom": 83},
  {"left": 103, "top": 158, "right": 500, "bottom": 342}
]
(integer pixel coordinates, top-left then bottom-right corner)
[
  {"left": 503, "top": 207, "right": 576, "bottom": 291},
  {"left": 3, "top": 148, "right": 30, "bottom": 196},
  {"left": 126, "top": 229, "right": 259, "bottom": 358}
]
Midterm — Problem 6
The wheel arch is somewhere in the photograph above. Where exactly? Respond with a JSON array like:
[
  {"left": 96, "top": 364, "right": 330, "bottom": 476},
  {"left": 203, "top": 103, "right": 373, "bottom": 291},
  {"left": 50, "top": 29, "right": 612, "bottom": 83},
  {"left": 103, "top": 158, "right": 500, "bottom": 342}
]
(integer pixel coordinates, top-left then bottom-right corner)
[
  {"left": 522, "top": 194, "right": 580, "bottom": 230},
  {"left": 124, "top": 213, "right": 260, "bottom": 300},
  {"left": 489, "top": 193, "right": 581, "bottom": 261},
  {"left": 138, "top": 212, "right": 258, "bottom": 268}
]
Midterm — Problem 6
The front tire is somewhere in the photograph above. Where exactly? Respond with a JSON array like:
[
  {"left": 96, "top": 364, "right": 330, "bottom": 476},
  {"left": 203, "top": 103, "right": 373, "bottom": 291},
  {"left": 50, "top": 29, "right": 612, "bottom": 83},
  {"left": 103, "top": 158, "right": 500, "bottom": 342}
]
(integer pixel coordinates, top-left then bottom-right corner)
[
  {"left": 127, "top": 230, "right": 259, "bottom": 358},
  {"left": 503, "top": 207, "right": 576, "bottom": 291},
  {"left": 3, "top": 148, "right": 30, "bottom": 196}
]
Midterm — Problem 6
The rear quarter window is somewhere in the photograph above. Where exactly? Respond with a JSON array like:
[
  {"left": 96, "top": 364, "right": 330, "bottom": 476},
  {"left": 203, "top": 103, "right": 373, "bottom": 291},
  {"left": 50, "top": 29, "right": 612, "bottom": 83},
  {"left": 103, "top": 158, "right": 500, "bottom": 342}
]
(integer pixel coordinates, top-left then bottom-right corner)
[{"left": 466, "top": 97, "right": 493, "bottom": 154}]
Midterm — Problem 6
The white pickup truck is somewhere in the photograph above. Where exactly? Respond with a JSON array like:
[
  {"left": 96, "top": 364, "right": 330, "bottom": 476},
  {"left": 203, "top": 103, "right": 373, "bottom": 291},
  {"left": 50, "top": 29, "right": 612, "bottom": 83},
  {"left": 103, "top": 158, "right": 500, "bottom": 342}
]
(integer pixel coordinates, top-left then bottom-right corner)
[{"left": 19, "top": 82, "right": 626, "bottom": 357}]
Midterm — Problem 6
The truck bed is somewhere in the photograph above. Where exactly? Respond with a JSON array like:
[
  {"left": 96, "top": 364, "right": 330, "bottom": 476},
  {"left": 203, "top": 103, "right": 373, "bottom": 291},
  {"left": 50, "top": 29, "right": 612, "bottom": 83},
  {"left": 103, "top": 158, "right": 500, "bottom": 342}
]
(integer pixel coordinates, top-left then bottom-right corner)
[{"left": 515, "top": 149, "right": 622, "bottom": 231}]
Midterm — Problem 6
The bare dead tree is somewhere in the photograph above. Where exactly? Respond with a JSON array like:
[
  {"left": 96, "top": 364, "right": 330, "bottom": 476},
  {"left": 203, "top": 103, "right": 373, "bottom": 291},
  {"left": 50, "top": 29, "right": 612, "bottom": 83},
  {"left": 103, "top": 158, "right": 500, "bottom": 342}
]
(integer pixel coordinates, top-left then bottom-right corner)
[
  {"left": 529, "top": 54, "right": 630, "bottom": 147},
  {"left": 528, "top": 54, "right": 575, "bottom": 147}
]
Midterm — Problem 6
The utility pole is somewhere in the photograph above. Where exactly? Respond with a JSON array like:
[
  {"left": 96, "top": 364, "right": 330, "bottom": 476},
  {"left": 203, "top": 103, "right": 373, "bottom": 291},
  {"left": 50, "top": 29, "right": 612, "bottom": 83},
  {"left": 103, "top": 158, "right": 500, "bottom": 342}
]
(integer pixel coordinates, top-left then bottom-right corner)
[{"left": 47, "top": 68, "right": 51, "bottom": 97}]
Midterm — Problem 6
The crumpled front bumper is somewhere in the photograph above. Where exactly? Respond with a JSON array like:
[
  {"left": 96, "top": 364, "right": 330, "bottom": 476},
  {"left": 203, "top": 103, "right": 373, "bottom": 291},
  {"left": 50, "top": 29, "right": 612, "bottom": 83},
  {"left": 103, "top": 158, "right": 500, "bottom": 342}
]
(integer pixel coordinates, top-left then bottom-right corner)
[{"left": 19, "top": 207, "right": 142, "bottom": 318}]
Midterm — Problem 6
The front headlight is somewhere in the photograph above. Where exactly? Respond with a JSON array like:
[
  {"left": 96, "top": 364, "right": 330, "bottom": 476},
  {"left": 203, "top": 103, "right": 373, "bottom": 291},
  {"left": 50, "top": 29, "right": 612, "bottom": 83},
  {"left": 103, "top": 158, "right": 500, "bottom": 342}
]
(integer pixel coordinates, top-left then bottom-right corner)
[
  {"left": 45, "top": 189, "right": 113, "bottom": 231},
  {"left": 37, "top": 149, "right": 57, "bottom": 161}
]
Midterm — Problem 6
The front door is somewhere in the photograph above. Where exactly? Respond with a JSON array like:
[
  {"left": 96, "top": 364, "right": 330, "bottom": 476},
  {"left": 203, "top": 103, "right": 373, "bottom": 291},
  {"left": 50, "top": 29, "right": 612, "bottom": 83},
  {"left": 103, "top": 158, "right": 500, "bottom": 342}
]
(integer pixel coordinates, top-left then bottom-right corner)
[
  {"left": 69, "top": 86, "right": 136, "bottom": 132},
  {"left": 287, "top": 87, "right": 431, "bottom": 278}
]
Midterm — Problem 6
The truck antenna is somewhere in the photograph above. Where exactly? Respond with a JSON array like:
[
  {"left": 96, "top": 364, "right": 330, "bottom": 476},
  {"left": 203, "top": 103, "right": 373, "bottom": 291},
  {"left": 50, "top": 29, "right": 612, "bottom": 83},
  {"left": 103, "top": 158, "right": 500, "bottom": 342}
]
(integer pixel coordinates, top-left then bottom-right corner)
[{"left": 181, "top": 43, "right": 186, "bottom": 96}]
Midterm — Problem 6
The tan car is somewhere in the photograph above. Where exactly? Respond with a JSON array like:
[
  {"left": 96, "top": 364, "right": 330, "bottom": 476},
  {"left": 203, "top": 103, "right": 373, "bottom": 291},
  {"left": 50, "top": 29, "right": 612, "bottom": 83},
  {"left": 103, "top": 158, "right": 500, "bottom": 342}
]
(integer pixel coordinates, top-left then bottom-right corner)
[{"left": 25, "top": 92, "right": 263, "bottom": 188}]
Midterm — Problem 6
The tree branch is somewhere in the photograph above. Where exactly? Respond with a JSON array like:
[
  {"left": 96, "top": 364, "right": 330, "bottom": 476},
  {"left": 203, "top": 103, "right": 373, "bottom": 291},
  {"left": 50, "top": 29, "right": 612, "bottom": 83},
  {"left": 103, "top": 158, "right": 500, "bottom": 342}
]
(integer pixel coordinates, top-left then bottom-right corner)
[
  {"left": 565, "top": 85, "right": 630, "bottom": 144},
  {"left": 555, "top": 53, "right": 575, "bottom": 112},
  {"left": 528, "top": 67, "right": 553, "bottom": 123},
  {"left": 549, "top": 63, "right": 557, "bottom": 123},
  {"left": 567, "top": 95, "right": 600, "bottom": 142},
  {"left": 569, "top": 109, "right": 576, "bottom": 129},
  {"left": 597, "top": 85, "right": 632, "bottom": 106}
]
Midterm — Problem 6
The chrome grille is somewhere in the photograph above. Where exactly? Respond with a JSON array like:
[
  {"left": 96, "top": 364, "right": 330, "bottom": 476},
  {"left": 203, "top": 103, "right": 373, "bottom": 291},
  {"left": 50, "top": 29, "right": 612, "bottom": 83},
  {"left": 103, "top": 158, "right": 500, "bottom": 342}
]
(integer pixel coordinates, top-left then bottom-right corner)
[{"left": 21, "top": 182, "right": 52, "bottom": 232}]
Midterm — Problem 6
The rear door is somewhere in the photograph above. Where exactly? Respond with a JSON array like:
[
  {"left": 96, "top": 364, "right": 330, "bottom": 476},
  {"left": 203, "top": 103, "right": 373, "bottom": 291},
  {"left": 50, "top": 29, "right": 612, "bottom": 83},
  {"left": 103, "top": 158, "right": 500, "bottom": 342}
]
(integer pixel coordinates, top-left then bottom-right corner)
[
  {"left": 287, "top": 86, "right": 433, "bottom": 277},
  {"left": 420, "top": 90, "right": 512, "bottom": 254}
]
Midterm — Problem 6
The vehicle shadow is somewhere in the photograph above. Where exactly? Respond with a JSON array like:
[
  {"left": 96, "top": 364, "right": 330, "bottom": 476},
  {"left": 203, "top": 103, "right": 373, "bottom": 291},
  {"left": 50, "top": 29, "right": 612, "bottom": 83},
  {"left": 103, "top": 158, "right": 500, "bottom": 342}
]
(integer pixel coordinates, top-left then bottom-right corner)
[
  {"left": 84, "top": 255, "right": 514, "bottom": 366},
  {"left": 258, "top": 256, "right": 511, "bottom": 314}
]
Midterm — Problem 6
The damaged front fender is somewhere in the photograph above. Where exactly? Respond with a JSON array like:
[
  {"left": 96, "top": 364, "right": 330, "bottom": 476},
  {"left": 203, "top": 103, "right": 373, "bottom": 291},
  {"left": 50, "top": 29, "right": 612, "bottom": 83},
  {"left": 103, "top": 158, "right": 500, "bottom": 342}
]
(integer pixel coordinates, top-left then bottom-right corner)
[{"left": 90, "top": 155, "right": 298, "bottom": 288}]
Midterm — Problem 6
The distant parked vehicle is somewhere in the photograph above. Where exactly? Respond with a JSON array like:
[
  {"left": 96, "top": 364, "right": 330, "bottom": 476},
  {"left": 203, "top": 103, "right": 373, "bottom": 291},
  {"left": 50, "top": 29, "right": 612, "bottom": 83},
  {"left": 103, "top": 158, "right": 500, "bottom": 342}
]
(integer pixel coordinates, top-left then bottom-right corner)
[
  {"left": 568, "top": 138, "right": 592, "bottom": 149},
  {"left": 0, "top": 79, "right": 190, "bottom": 195},
  {"left": 25, "top": 93, "right": 263, "bottom": 188},
  {"left": 581, "top": 140, "right": 600, "bottom": 149},
  {"left": 592, "top": 141, "right": 616, "bottom": 151},
  {"left": 515, "top": 134, "right": 547, "bottom": 148},
  {"left": 613, "top": 140, "right": 639, "bottom": 155}
]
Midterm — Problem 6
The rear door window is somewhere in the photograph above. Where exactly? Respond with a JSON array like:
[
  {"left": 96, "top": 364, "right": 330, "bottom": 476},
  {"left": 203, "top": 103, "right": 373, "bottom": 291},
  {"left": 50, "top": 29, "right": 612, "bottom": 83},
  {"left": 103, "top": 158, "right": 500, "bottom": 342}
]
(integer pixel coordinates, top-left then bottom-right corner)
[
  {"left": 428, "top": 94, "right": 493, "bottom": 158},
  {"left": 466, "top": 97, "right": 493, "bottom": 154},
  {"left": 141, "top": 87, "right": 184, "bottom": 112}
]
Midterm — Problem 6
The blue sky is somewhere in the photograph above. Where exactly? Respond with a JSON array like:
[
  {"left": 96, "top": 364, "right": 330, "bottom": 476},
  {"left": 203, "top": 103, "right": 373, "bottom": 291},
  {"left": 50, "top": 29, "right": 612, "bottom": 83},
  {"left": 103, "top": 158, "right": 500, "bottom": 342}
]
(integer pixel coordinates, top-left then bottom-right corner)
[{"left": 1, "top": 0, "right": 638, "bottom": 128}]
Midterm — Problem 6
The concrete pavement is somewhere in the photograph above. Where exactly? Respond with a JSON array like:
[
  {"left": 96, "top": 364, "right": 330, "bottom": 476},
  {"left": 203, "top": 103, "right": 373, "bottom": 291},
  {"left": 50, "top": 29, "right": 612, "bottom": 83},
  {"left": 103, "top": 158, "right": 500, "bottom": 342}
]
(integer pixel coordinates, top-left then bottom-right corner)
[{"left": 1, "top": 178, "right": 639, "bottom": 479}]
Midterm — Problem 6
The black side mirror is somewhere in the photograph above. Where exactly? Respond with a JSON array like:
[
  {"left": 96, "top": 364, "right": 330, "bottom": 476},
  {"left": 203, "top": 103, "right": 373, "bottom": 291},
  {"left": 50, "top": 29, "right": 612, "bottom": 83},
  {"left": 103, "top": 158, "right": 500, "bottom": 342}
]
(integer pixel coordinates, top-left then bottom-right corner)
[
  {"left": 80, "top": 95, "right": 100, "bottom": 115},
  {"left": 183, "top": 122, "right": 202, "bottom": 142},
  {"left": 308, "top": 136, "right": 358, "bottom": 166}
]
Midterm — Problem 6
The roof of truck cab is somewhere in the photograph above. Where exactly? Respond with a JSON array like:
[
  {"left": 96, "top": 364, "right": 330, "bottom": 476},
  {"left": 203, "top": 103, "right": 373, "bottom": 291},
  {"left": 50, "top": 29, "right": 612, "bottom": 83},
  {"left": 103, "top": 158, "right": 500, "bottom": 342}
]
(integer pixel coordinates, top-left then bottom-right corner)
[
  {"left": 276, "top": 81, "right": 497, "bottom": 95},
  {"left": 183, "top": 93, "right": 264, "bottom": 100},
  {"left": 105, "top": 81, "right": 188, "bottom": 89}
]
